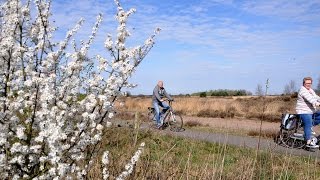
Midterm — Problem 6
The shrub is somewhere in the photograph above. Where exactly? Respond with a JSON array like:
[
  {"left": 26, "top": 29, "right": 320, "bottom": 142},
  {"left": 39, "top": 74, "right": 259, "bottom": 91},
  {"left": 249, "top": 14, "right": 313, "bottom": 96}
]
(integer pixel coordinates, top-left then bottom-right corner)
[
  {"left": 197, "top": 109, "right": 220, "bottom": 118},
  {"left": 0, "top": 0, "right": 159, "bottom": 178},
  {"left": 199, "top": 92, "right": 207, "bottom": 97},
  {"left": 225, "top": 106, "right": 237, "bottom": 118}
]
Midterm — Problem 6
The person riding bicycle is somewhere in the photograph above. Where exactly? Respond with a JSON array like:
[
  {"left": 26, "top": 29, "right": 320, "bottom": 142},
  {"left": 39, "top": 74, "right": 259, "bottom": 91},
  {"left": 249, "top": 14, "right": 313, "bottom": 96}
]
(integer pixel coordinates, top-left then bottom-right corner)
[
  {"left": 152, "top": 80, "right": 173, "bottom": 129},
  {"left": 296, "top": 77, "right": 320, "bottom": 148}
]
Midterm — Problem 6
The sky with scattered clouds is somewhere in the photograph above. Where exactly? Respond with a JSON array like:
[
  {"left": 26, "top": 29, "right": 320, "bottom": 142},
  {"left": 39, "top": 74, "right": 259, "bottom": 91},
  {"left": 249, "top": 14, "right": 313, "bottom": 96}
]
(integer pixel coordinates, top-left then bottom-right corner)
[{"left": 50, "top": 0, "right": 320, "bottom": 95}]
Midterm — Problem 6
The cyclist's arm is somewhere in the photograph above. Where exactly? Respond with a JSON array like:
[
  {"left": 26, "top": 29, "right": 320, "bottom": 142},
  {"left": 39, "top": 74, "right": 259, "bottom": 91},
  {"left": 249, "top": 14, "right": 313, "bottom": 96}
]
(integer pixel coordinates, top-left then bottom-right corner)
[
  {"left": 300, "top": 88, "right": 319, "bottom": 106},
  {"left": 309, "top": 88, "right": 320, "bottom": 103}
]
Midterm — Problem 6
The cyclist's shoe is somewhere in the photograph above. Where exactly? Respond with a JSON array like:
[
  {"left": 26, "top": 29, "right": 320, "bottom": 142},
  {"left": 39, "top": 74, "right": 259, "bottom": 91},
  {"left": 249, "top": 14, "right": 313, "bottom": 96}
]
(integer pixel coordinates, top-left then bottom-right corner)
[{"left": 306, "top": 140, "right": 319, "bottom": 149}]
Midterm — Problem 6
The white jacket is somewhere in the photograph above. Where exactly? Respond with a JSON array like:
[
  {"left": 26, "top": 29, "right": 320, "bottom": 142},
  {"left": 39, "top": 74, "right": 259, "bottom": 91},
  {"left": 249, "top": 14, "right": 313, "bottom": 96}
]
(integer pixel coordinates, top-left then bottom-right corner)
[{"left": 296, "top": 86, "right": 320, "bottom": 114}]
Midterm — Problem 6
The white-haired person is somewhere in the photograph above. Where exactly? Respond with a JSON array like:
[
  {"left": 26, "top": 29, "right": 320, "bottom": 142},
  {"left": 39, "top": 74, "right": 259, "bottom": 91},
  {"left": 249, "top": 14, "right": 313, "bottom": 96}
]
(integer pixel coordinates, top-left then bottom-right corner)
[
  {"left": 296, "top": 77, "right": 320, "bottom": 148},
  {"left": 152, "top": 81, "right": 173, "bottom": 129}
]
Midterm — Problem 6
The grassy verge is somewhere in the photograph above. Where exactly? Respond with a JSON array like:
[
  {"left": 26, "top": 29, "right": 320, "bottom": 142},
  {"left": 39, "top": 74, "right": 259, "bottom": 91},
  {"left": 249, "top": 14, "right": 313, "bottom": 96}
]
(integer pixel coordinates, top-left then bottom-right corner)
[{"left": 87, "top": 127, "right": 320, "bottom": 179}]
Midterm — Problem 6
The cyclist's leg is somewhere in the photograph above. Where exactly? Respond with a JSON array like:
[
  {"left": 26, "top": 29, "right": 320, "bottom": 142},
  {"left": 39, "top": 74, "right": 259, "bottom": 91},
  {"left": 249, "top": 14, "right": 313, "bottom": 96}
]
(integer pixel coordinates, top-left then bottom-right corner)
[
  {"left": 152, "top": 101, "right": 161, "bottom": 126},
  {"left": 300, "top": 114, "right": 313, "bottom": 141},
  {"left": 159, "top": 101, "right": 170, "bottom": 115}
]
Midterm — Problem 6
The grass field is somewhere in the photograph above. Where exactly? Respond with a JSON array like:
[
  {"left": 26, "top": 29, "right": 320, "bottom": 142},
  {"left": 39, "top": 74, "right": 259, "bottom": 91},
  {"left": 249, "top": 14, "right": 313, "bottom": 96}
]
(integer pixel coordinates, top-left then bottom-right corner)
[
  {"left": 115, "top": 96, "right": 296, "bottom": 122},
  {"left": 86, "top": 96, "right": 320, "bottom": 179},
  {"left": 87, "top": 127, "right": 320, "bottom": 179}
]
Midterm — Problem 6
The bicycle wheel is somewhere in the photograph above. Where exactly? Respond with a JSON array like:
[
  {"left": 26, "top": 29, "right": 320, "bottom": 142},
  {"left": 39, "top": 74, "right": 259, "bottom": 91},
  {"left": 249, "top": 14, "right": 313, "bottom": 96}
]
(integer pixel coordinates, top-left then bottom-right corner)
[
  {"left": 279, "top": 129, "right": 305, "bottom": 149},
  {"left": 279, "top": 118, "right": 305, "bottom": 149},
  {"left": 165, "top": 112, "right": 184, "bottom": 132},
  {"left": 147, "top": 107, "right": 156, "bottom": 121}
]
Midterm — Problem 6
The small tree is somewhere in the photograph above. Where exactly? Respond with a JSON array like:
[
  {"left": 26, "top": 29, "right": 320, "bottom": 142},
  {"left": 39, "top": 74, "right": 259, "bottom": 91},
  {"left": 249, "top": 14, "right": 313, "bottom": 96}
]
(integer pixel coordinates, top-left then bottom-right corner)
[
  {"left": 255, "top": 84, "right": 263, "bottom": 96},
  {"left": 0, "top": 0, "right": 159, "bottom": 179},
  {"left": 283, "top": 80, "right": 297, "bottom": 95}
]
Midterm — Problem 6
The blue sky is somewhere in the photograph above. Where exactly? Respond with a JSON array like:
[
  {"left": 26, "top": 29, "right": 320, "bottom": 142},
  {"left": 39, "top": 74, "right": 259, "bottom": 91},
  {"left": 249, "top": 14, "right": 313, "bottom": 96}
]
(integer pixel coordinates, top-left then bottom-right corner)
[{"left": 50, "top": 0, "right": 320, "bottom": 95}]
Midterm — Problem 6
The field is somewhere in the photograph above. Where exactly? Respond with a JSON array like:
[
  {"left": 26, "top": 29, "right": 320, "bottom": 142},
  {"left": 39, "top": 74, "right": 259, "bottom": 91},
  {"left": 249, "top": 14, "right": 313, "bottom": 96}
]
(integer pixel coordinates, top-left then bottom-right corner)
[
  {"left": 115, "top": 95, "right": 296, "bottom": 122},
  {"left": 87, "top": 128, "right": 320, "bottom": 179},
  {"left": 113, "top": 95, "right": 300, "bottom": 138},
  {"left": 92, "top": 95, "right": 320, "bottom": 179}
]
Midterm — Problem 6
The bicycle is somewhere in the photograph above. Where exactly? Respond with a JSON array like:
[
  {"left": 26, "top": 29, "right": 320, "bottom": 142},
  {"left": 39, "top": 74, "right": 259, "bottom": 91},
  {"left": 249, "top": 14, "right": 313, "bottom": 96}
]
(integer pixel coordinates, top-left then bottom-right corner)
[
  {"left": 276, "top": 113, "right": 319, "bottom": 149},
  {"left": 147, "top": 100, "right": 184, "bottom": 132}
]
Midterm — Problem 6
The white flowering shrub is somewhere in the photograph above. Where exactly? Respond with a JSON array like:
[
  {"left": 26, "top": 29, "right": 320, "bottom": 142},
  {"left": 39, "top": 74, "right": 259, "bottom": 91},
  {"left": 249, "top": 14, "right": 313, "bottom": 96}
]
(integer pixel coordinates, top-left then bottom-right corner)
[{"left": 0, "top": 0, "right": 159, "bottom": 179}]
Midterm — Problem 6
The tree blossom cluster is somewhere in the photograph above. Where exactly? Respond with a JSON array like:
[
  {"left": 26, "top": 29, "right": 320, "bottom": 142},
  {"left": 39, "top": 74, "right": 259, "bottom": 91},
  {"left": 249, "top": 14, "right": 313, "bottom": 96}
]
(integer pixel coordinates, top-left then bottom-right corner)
[
  {"left": 0, "top": 0, "right": 159, "bottom": 179},
  {"left": 101, "top": 142, "right": 145, "bottom": 180}
]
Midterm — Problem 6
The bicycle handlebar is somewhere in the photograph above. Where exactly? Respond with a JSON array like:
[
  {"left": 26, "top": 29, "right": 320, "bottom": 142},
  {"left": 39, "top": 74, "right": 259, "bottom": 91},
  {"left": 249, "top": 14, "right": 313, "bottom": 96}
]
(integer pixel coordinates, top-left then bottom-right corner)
[{"left": 161, "top": 98, "right": 174, "bottom": 102}]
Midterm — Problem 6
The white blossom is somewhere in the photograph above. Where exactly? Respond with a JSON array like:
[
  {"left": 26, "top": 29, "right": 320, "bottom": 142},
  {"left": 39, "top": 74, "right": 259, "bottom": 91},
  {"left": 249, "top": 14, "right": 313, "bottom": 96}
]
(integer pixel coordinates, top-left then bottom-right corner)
[
  {"left": 96, "top": 124, "right": 103, "bottom": 131},
  {"left": 16, "top": 126, "right": 27, "bottom": 140},
  {"left": 0, "top": 154, "right": 6, "bottom": 166},
  {"left": 108, "top": 112, "right": 114, "bottom": 119},
  {"left": 0, "top": 0, "right": 159, "bottom": 178},
  {"left": 116, "top": 142, "right": 145, "bottom": 180},
  {"left": 102, "top": 151, "right": 110, "bottom": 180},
  {"left": 24, "top": 79, "right": 33, "bottom": 87}
]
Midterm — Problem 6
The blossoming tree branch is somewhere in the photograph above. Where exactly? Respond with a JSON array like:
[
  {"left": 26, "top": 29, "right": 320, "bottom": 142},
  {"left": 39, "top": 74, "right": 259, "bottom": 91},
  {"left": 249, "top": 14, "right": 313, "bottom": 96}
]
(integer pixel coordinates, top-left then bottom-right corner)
[{"left": 0, "top": 0, "right": 160, "bottom": 179}]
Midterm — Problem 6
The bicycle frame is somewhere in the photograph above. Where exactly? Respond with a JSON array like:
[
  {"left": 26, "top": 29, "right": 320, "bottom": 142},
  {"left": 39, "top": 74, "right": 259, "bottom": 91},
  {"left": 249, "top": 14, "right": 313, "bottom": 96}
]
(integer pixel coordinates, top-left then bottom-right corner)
[
  {"left": 149, "top": 100, "right": 173, "bottom": 119},
  {"left": 148, "top": 100, "right": 184, "bottom": 131},
  {"left": 277, "top": 113, "right": 319, "bottom": 149}
]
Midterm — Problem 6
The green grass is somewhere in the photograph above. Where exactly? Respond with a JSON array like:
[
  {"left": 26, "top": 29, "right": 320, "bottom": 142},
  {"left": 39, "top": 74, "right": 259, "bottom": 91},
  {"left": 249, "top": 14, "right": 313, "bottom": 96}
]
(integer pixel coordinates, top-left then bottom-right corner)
[{"left": 87, "top": 127, "right": 320, "bottom": 179}]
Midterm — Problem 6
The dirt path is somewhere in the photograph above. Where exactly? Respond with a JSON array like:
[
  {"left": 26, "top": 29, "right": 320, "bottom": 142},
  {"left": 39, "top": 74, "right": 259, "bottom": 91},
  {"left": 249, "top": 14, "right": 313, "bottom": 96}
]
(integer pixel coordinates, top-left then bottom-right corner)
[{"left": 112, "top": 116, "right": 320, "bottom": 158}]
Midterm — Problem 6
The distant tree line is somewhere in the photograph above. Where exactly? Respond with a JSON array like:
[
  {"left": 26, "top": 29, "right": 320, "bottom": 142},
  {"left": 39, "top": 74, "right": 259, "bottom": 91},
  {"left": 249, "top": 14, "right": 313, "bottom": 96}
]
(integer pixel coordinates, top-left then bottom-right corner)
[
  {"left": 124, "top": 76, "right": 320, "bottom": 98},
  {"left": 192, "top": 89, "right": 252, "bottom": 97}
]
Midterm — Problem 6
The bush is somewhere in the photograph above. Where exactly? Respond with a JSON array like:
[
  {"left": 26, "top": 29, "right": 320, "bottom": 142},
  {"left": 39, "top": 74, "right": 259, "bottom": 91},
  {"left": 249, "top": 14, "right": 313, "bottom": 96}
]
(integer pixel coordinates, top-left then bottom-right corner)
[
  {"left": 290, "top": 92, "right": 298, "bottom": 98},
  {"left": 225, "top": 106, "right": 237, "bottom": 118},
  {"left": 197, "top": 109, "right": 220, "bottom": 118},
  {"left": 196, "top": 108, "right": 236, "bottom": 119},
  {"left": 0, "top": 0, "right": 160, "bottom": 178},
  {"left": 199, "top": 92, "right": 207, "bottom": 97}
]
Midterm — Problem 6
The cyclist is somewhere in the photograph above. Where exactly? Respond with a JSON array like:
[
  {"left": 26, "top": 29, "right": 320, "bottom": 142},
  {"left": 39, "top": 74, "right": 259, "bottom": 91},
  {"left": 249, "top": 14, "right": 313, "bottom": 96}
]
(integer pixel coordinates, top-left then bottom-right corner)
[
  {"left": 296, "top": 77, "right": 320, "bottom": 148},
  {"left": 152, "top": 80, "right": 173, "bottom": 129}
]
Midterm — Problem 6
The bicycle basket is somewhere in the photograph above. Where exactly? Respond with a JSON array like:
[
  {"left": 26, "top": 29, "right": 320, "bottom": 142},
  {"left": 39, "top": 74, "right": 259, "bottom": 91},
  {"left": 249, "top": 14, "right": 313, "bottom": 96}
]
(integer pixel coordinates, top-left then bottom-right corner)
[{"left": 281, "top": 114, "right": 297, "bottom": 130}]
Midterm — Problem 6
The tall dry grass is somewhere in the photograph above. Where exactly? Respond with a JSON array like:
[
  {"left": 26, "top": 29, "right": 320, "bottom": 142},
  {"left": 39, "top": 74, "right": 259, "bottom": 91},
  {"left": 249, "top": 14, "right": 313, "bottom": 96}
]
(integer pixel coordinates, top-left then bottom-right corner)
[{"left": 115, "top": 96, "right": 296, "bottom": 122}]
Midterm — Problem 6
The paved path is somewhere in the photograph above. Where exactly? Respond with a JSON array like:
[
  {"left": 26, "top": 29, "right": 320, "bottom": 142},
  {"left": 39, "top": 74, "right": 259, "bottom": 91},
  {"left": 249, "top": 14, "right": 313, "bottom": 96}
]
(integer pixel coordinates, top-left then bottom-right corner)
[
  {"left": 114, "top": 120, "right": 320, "bottom": 158},
  {"left": 162, "top": 128, "right": 320, "bottom": 158}
]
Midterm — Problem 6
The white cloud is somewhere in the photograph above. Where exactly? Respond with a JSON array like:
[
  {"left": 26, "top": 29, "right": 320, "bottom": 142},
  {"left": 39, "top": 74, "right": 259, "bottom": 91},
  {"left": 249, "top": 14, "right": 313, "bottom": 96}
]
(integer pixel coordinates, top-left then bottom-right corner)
[
  {"left": 241, "top": 0, "right": 320, "bottom": 23},
  {"left": 46, "top": 0, "right": 320, "bottom": 94}
]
